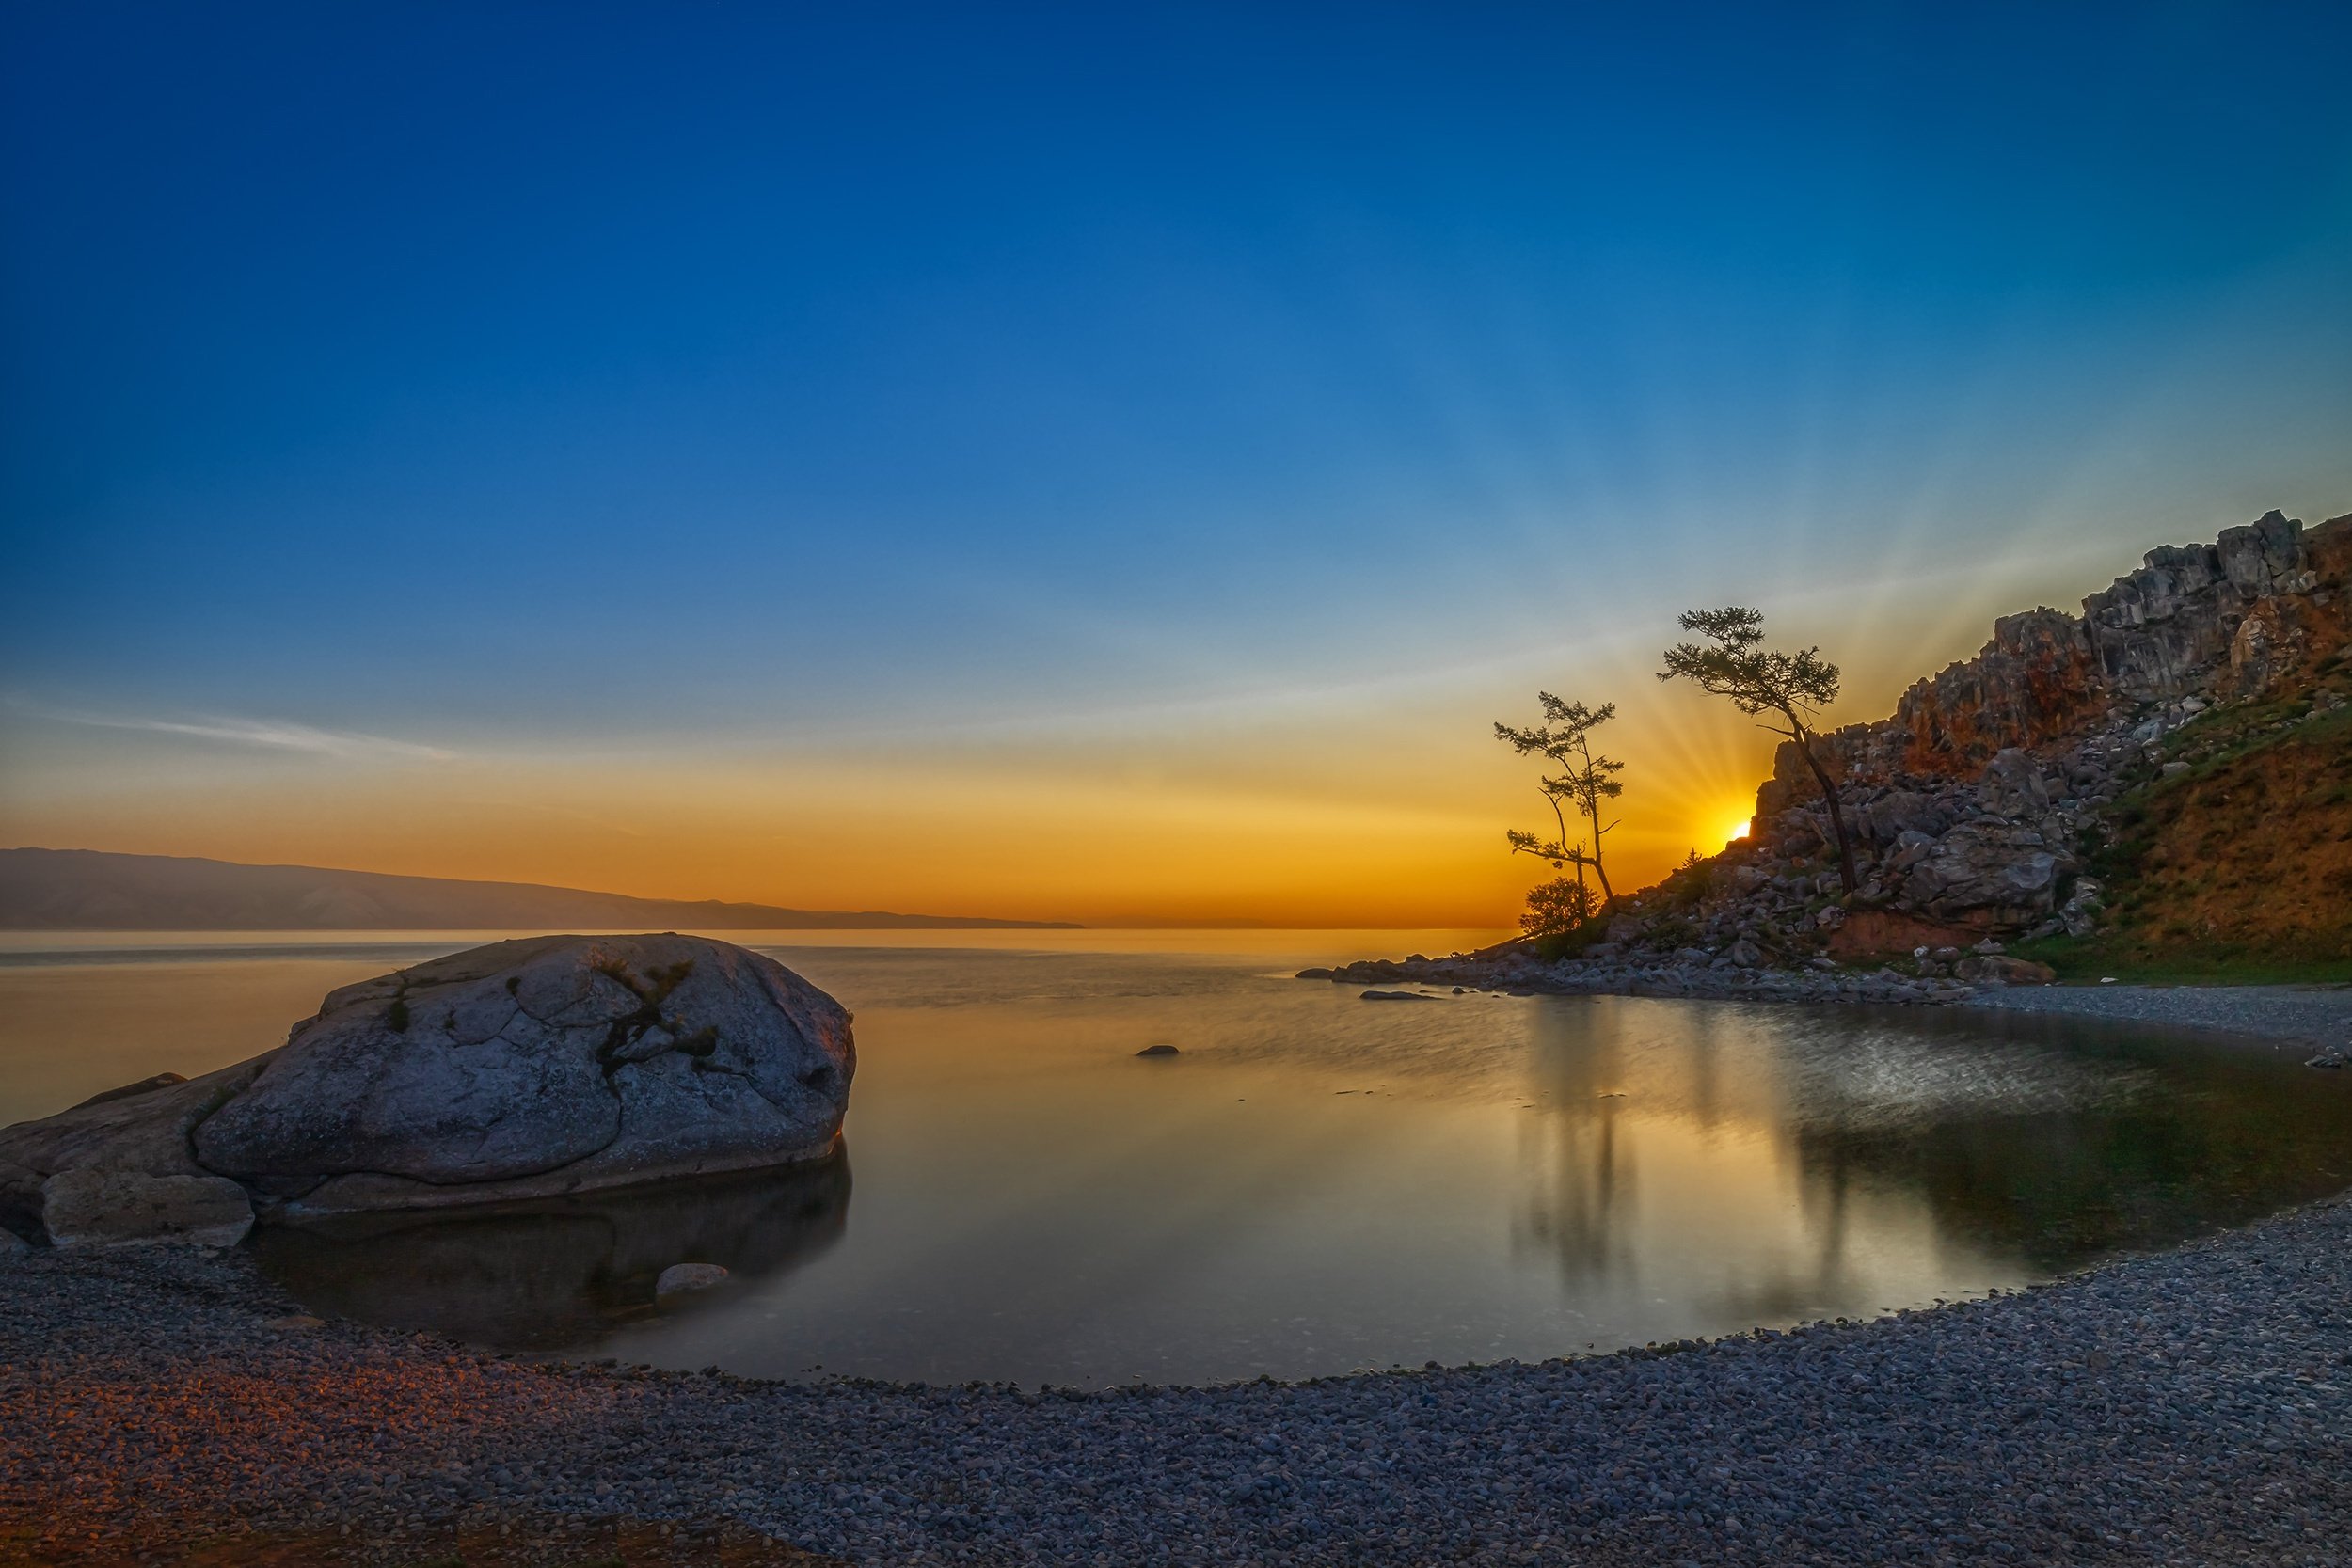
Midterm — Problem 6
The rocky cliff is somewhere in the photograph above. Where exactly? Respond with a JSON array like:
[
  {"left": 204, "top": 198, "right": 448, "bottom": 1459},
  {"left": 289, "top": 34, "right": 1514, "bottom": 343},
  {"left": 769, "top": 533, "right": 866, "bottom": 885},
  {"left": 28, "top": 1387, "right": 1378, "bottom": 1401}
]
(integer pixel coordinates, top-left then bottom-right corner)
[
  {"left": 1646, "top": 507, "right": 2351, "bottom": 972},
  {"left": 1313, "top": 509, "right": 2348, "bottom": 1003},
  {"left": 1762, "top": 509, "right": 2351, "bottom": 805}
]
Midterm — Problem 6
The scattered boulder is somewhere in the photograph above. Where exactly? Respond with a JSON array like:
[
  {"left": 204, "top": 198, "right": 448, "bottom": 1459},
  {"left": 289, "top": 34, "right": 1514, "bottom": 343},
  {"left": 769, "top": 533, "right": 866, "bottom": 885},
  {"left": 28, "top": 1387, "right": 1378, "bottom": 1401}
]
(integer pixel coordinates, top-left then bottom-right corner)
[
  {"left": 1952, "top": 955, "right": 2058, "bottom": 986},
  {"left": 1135, "top": 1044, "right": 1181, "bottom": 1057},
  {"left": 1899, "top": 825, "right": 2058, "bottom": 931},
  {"left": 1359, "top": 990, "right": 1437, "bottom": 1002},
  {"left": 1863, "top": 790, "right": 1954, "bottom": 845},
  {"left": 2307, "top": 1050, "right": 2348, "bottom": 1070},
  {"left": 1977, "top": 749, "right": 2053, "bottom": 816}
]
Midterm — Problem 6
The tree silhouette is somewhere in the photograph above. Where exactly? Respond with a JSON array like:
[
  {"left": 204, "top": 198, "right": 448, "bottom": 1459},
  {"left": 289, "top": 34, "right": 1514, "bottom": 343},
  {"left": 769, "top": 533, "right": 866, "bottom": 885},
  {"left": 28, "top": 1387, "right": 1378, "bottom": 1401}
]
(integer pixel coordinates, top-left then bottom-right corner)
[
  {"left": 1494, "top": 693, "right": 1625, "bottom": 906},
  {"left": 1659, "top": 607, "right": 1859, "bottom": 894}
]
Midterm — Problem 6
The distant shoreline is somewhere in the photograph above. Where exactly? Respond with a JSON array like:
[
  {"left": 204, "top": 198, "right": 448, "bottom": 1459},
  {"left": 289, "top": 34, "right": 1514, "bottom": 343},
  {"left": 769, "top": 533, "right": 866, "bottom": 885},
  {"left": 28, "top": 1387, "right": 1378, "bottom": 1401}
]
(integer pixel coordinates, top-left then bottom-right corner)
[{"left": 0, "top": 847, "right": 1082, "bottom": 931}]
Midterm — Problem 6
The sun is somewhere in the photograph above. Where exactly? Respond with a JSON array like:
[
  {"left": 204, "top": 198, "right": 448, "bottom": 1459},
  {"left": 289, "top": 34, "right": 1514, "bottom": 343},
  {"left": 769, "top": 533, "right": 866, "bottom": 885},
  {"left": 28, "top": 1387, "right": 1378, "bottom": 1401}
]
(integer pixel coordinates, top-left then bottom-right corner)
[{"left": 1723, "top": 817, "right": 1752, "bottom": 847}]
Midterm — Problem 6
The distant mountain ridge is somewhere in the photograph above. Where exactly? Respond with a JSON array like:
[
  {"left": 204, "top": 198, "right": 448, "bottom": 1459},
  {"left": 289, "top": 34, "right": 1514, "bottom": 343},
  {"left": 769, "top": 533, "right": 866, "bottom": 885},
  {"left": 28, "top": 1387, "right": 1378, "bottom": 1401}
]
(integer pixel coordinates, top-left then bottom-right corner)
[{"left": 0, "top": 848, "right": 1080, "bottom": 931}]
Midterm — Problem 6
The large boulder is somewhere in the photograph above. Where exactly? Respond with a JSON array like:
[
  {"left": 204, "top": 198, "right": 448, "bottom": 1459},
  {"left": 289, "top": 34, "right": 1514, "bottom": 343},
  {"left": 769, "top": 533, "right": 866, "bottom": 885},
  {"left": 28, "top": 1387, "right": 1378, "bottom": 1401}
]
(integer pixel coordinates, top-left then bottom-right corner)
[
  {"left": 0, "top": 934, "right": 855, "bottom": 1240},
  {"left": 1862, "top": 789, "right": 1955, "bottom": 846},
  {"left": 1897, "top": 824, "right": 2059, "bottom": 932},
  {"left": 193, "top": 934, "right": 854, "bottom": 1215}
]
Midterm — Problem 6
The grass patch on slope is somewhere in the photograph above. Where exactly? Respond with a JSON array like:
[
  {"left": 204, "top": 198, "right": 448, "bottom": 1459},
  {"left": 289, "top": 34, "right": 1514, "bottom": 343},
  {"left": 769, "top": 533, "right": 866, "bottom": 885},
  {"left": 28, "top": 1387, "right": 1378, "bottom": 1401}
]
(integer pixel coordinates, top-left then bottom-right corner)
[{"left": 2013, "top": 697, "right": 2352, "bottom": 984}]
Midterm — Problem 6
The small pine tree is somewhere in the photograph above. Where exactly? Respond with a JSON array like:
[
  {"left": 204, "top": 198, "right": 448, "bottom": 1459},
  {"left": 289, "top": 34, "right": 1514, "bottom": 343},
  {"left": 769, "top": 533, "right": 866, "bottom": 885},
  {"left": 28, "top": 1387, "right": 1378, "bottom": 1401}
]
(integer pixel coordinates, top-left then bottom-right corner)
[
  {"left": 1494, "top": 693, "right": 1625, "bottom": 905},
  {"left": 1660, "top": 607, "right": 1860, "bottom": 894},
  {"left": 1520, "top": 876, "right": 1598, "bottom": 938}
]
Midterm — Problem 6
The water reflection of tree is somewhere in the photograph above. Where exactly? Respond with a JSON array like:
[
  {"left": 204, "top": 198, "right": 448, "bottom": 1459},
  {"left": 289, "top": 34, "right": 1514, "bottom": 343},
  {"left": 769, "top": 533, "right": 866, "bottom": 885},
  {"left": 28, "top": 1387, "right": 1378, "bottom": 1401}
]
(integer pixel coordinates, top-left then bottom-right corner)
[
  {"left": 1785, "top": 1040, "right": 2352, "bottom": 1272},
  {"left": 1502, "top": 997, "right": 2352, "bottom": 1312},
  {"left": 1512, "top": 1001, "right": 1637, "bottom": 1287}
]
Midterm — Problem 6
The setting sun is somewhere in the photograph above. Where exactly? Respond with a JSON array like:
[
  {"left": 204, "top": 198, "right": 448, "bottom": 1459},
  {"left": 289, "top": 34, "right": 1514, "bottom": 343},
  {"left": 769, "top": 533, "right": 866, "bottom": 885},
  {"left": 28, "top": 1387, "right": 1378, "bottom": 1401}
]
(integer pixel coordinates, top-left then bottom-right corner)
[{"left": 1724, "top": 817, "right": 1753, "bottom": 847}]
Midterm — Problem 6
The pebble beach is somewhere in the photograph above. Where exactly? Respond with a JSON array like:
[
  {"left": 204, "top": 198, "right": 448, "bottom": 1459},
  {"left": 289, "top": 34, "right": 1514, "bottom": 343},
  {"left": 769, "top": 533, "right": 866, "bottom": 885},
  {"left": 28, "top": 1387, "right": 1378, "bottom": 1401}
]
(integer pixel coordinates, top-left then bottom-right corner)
[{"left": 8, "top": 1170, "right": 2350, "bottom": 1567}]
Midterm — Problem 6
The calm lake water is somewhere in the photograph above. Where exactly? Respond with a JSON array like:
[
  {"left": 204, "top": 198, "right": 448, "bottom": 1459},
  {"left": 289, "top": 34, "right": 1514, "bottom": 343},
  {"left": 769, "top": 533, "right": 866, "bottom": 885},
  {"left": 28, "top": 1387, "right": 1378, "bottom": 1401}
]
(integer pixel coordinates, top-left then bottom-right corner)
[{"left": 5, "top": 928, "right": 2348, "bottom": 1386}]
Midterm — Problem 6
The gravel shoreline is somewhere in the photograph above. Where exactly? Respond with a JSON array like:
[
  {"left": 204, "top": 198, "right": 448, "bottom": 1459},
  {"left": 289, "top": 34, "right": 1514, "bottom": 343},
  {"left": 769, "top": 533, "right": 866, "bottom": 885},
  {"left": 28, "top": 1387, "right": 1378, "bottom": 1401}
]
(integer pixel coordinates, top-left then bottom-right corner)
[
  {"left": 8, "top": 1182, "right": 2352, "bottom": 1567},
  {"left": 1967, "top": 982, "right": 2352, "bottom": 1052},
  {"left": 1311, "top": 945, "right": 2351, "bottom": 1057}
]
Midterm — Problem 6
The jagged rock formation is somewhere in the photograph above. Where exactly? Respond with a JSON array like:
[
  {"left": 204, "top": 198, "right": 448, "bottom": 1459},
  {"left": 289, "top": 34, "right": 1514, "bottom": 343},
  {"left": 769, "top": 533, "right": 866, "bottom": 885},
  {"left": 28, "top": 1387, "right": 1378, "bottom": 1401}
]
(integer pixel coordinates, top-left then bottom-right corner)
[
  {"left": 0, "top": 934, "right": 855, "bottom": 1245},
  {"left": 1322, "top": 510, "right": 2346, "bottom": 999},
  {"left": 1726, "top": 509, "right": 2351, "bottom": 947},
  {"left": 1765, "top": 509, "right": 2351, "bottom": 800}
]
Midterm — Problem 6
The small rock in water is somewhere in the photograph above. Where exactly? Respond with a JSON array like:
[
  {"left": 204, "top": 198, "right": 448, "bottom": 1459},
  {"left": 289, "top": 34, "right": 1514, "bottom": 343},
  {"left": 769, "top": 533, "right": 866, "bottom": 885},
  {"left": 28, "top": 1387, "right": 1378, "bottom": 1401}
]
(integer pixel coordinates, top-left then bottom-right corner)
[
  {"left": 1135, "top": 1043, "right": 1181, "bottom": 1057},
  {"left": 1293, "top": 967, "right": 1336, "bottom": 980},
  {"left": 1359, "top": 990, "right": 1437, "bottom": 1002},
  {"left": 2306, "top": 1049, "right": 2347, "bottom": 1070},
  {"left": 656, "top": 1262, "right": 731, "bottom": 1301}
]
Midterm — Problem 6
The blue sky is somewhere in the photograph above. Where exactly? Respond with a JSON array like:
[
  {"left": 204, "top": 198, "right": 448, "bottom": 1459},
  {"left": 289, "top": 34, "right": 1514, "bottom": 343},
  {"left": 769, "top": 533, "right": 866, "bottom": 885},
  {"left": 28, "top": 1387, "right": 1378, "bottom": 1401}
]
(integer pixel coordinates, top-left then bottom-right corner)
[{"left": 3, "top": 3, "right": 2348, "bottom": 921}]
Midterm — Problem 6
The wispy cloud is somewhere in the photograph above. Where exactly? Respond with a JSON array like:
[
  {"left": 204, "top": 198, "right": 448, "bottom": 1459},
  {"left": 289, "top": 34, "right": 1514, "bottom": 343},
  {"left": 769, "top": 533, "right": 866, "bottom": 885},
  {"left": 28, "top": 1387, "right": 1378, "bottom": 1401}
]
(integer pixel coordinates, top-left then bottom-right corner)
[{"left": 20, "top": 704, "right": 456, "bottom": 762}]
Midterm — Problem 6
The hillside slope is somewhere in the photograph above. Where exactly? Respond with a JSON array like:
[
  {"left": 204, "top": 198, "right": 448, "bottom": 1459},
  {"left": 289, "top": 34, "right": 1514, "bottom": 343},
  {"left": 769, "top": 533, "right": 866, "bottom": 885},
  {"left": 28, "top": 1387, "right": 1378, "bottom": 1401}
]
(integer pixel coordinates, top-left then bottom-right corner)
[
  {"left": 2017, "top": 694, "right": 2352, "bottom": 978},
  {"left": 0, "top": 847, "right": 1078, "bottom": 931}
]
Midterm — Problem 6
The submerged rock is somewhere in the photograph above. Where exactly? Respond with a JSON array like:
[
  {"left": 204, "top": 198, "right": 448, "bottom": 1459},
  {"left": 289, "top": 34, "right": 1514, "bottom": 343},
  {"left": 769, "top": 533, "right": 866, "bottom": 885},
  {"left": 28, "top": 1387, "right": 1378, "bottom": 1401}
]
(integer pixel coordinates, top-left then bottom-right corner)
[{"left": 655, "top": 1261, "right": 732, "bottom": 1301}]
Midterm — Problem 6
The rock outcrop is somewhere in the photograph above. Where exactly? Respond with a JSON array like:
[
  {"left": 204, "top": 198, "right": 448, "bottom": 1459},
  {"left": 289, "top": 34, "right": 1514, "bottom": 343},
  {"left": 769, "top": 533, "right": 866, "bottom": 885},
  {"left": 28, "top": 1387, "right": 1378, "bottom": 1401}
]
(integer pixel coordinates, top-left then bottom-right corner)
[
  {"left": 1762, "top": 510, "right": 2350, "bottom": 803},
  {"left": 0, "top": 934, "right": 855, "bottom": 1246},
  {"left": 1727, "top": 509, "right": 2350, "bottom": 947},
  {"left": 1326, "top": 509, "right": 2347, "bottom": 996}
]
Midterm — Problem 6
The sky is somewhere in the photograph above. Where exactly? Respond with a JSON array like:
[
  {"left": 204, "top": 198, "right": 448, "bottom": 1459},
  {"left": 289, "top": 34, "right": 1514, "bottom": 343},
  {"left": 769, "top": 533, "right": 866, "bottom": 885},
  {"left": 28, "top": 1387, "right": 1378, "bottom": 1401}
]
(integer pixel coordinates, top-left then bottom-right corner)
[{"left": 3, "top": 2, "right": 2349, "bottom": 927}]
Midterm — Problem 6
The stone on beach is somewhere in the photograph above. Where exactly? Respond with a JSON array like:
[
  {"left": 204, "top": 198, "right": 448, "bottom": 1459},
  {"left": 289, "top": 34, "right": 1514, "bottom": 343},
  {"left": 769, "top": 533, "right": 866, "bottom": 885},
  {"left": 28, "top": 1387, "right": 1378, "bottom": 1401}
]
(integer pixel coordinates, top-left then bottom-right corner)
[
  {"left": 654, "top": 1262, "right": 731, "bottom": 1301},
  {"left": 40, "top": 1168, "right": 255, "bottom": 1248}
]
